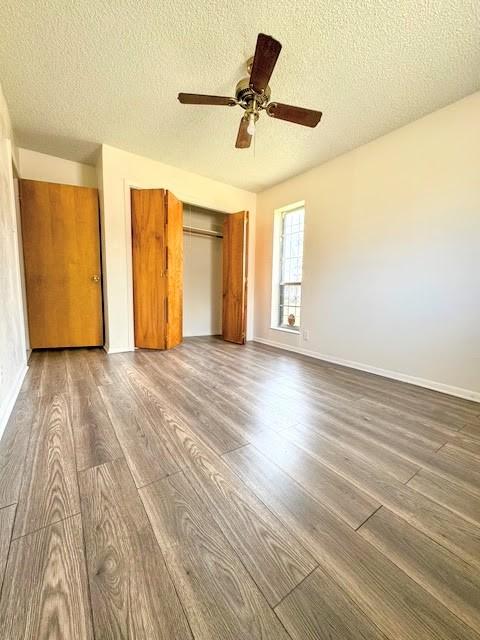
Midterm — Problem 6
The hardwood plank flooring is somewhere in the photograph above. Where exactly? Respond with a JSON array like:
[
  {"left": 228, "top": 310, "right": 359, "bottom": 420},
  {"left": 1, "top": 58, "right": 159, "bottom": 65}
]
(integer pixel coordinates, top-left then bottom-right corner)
[
  {"left": 142, "top": 350, "right": 283, "bottom": 440},
  {"left": 0, "top": 515, "right": 93, "bottom": 639},
  {"left": 71, "top": 389, "right": 123, "bottom": 471},
  {"left": 352, "top": 396, "right": 463, "bottom": 440},
  {"left": 84, "top": 348, "right": 118, "bottom": 386},
  {"left": 295, "top": 411, "right": 421, "bottom": 483},
  {"left": 246, "top": 429, "right": 381, "bottom": 529},
  {"left": 140, "top": 471, "right": 290, "bottom": 639},
  {"left": 407, "top": 468, "right": 480, "bottom": 526},
  {"left": 359, "top": 507, "right": 480, "bottom": 631},
  {"left": 13, "top": 392, "right": 80, "bottom": 538},
  {"left": 65, "top": 348, "right": 99, "bottom": 397},
  {"left": 108, "top": 359, "right": 317, "bottom": 606},
  {"left": 225, "top": 445, "right": 479, "bottom": 640},
  {"left": 437, "top": 442, "right": 480, "bottom": 473},
  {"left": 17, "top": 349, "right": 45, "bottom": 395},
  {"left": 168, "top": 345, "right": 308, "bottom": 430},
  {"left": 0, "top": 396, "right": 34, "bottom": 507},
  {"left": 444, "top": 435, "right": 480, "bottom": 457},
  {"left": 98, "top": 379, "right": 181, "bottom": 487},
  {"left": 0, "top": 337, "right": 479, "bottom": 638},
  {"left": 142, "top": 354, "right": 265, "bottom": 444},
  {"left": 38, "top": 349, "right": 69, "bottom": 397},
  {"left": 0, "top": 504, "right": 16, "bottom": 594},
  {"left": 302, "top": 407, "right": 480, "bottom": 493},
  {"left": 134, "top": 350, "right": 249, "bottom": 453},
  {"left": 280, "top": 423, "right": 480, "bottom": 569},
  {"left": 275, "top": 565, "right": 388, "bottom": 640},
  {"left": 79, "top": 458, "right": 192, "bottom": 639},
  {"left": 462, "top": 422, "right": 480, "bottom": 438}
]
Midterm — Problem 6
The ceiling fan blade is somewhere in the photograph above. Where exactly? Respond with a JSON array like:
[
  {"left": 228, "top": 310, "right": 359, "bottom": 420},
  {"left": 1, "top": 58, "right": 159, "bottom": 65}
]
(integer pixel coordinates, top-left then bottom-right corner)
[
  {"left": 235, "top": 116, "right": 252, "bottom": 149},
  {"left": 178, "top": 93, "right": 236, "bottom": 106},
  {"left": 249, "top": 33, "right": 282, "bottom": 94},
  {"left": 266, "top": 102, "right": 322, "bottom": 127}
]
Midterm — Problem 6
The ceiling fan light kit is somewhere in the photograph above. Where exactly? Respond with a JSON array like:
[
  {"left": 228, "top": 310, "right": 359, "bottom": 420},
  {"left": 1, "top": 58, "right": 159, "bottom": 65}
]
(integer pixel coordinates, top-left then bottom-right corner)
[{"left": 178, "top": 33, "right": 323, "bottom": 149}]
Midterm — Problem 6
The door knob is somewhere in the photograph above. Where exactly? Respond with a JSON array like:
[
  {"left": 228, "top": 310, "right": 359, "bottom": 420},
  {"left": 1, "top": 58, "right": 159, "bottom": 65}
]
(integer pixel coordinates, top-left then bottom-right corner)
[{"left": 92, "top": 275, "right": 100, "bottom": 282}]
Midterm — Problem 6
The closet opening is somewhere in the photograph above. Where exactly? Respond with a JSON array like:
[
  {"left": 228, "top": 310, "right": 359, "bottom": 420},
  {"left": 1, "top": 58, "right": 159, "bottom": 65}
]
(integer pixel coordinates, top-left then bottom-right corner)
[
  {"left": 130, "top": 187, "right": 248, "bottom": 350},
  {"left": 183, "top": 204, "right": 225, "bottom": 338}
]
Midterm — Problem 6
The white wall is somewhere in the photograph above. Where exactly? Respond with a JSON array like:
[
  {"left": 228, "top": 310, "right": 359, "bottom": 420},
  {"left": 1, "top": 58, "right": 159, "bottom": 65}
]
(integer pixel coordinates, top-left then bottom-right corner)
[
  {"left": 183, "top": 207, "right": 225, "bottom": 337},
  {"left": 99, "top": 144, "right": 256, "bottom": 352},
  {"left": 255, "top": 92, "right": 480, "bottom": 399},
  {"left": 12, "top": 177, "right": 29, "bottom": 353},
  {"left": 18, "top": 147, "right": 97, "bottom": 187},
  {"left": 0, "top": 83, "right": 28, "bottom": 437}
]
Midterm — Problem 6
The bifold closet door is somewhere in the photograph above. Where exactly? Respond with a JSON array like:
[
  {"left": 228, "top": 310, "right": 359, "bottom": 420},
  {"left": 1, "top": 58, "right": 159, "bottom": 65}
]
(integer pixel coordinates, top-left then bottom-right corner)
[
  {"left": 20, "top": 179, "right": 103, "bottom": 348},
  {"left": 222, "top": 211, "right": 248, "bottom": 344},
  {"left": 164, "top": 191, "right": 183, "bottom": 349},
  {"left": 131, "top": 188, "right": 183, "bottom": 349}
]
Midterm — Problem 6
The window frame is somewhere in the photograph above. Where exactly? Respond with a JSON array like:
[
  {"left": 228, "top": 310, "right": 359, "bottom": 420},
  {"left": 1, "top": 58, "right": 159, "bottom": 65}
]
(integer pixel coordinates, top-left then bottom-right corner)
[{"left": 270, "top": 202, "right": 305, "bottom": 333}]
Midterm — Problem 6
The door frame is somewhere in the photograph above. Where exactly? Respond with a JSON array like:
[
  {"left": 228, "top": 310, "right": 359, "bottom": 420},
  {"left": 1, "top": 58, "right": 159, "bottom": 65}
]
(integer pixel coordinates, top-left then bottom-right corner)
[
  {"left": 124, "top": 180, "right": 249, "bottom": 351},
  {"left": 19, "top": 179, "right": 104, "bottom": 348}
]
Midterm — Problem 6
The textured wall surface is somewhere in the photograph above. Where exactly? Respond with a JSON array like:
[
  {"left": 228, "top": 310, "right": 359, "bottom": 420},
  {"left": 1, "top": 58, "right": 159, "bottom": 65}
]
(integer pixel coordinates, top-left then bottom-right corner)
[
  {"left": 255, "top": 93, "right": 480, "bottom": 398},
  {"left": 0, "top": 0, "right": 479, "bottom": 191},
  {"left": 0, "top": 84, "right": 27, "bottom": 437}
]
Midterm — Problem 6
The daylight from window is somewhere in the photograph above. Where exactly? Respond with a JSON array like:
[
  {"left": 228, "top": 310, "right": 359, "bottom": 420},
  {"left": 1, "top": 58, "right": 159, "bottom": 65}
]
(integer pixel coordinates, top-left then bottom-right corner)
[{"left": 278, "top": 207, "right": 304, "bottom": 330}]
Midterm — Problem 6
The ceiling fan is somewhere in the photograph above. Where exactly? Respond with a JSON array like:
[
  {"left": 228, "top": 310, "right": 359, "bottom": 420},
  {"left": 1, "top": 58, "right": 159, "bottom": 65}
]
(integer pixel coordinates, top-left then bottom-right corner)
[{"left": 178, "top": 33, "right": 323, "bottom": 149}]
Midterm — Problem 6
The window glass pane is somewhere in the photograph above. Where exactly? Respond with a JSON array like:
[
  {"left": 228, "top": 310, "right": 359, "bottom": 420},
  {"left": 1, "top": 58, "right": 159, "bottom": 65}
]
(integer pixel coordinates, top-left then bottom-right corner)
[
  {"left": 278, "top": 207, "right": 304, "bottom": 329},
  {"left": 281, "top": 209, "right": 304, "bottom": 283},
  {"left": 279, "top": 283, "right": 301, "bottom": 328}
]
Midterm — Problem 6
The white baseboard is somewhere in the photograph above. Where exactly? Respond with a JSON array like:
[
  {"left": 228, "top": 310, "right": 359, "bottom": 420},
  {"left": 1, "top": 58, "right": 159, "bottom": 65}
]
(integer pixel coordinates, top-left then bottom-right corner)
[
  {"left": 0, "top": 364, "right": 28, "bottom": 441},
  {"left": 184, "top": 332, "right": 222, "bottom": 338},
  {"left": 253, "top": 337, "right": 480, "bottom": 403},
  {"left": 103, "top": 345, "right": 134, "bottom": 354}
]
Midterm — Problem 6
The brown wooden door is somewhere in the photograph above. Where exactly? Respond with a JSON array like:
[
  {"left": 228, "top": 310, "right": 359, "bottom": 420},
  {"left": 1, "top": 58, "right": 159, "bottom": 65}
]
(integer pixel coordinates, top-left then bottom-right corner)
[
  {"left": 165, "top": 191, "right": 183, "bottom": 349},
  {"left": 20, "top": 179, "right": 103, "bottom": 348},
  {"left": 222, "top": 211, "right": 248, "bottom": 344},
  {"left": 131, "top": 189, "right": 183, "bottom": 349}
]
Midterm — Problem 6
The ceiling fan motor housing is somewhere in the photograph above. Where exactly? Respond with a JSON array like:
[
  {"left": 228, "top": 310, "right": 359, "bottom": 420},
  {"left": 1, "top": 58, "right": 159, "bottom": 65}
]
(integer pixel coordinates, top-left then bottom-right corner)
[{"left": 235, "top": 77, "right": 271, "bottom": 109}]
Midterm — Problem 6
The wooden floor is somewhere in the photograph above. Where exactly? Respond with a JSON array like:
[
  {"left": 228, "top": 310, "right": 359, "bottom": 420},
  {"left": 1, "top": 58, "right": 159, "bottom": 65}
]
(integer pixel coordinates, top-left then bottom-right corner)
[{"left": 1, "top": 337, "right": 480, "bottom": 639}]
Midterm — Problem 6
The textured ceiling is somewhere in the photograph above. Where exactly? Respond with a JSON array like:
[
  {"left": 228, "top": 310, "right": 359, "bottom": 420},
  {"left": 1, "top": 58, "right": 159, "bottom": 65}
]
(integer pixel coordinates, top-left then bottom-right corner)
[{"left": 0, "top": 1, "right": 479, "bottom": 192}]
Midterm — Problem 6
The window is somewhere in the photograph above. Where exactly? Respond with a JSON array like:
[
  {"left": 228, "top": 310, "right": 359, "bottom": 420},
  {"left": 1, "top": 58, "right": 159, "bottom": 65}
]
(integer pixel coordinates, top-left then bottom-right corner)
[{"left": 275, "top": 205, "right": 304, "bottom": 331}]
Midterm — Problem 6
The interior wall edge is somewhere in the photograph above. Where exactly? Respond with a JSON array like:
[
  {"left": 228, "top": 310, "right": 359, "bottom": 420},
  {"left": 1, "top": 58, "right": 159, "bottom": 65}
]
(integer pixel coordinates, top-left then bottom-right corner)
[
  {"left": 0, "top": 124, "right": 29, "bottom": 445},
  {"left": 253, "top": 337, "right": 480, "bottom": 403},
  {"left": 0, "top": 363, "right": 28, "bottom": 440},
  {"left": 103, "top": 345, "right": 134, "bottom": 355}
]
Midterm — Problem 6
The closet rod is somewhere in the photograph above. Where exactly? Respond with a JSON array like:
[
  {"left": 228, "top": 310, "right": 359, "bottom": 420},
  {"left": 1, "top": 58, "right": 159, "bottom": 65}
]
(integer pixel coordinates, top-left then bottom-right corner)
[{"left": 183, "top": 226, "right": 223, "bottom": 239}]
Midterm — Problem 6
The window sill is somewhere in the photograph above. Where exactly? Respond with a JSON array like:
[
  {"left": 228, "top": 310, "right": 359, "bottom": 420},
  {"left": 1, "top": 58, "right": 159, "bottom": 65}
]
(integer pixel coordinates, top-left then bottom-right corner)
[{"left": 270, "top": 326, "right": 300, "bottom": 335}]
